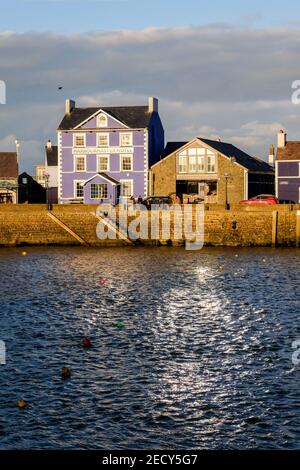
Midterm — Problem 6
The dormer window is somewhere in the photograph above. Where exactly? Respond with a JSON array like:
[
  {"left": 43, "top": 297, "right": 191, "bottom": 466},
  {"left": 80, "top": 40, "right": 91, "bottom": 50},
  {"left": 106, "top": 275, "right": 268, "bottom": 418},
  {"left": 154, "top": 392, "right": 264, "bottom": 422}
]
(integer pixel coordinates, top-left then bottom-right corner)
[{"left": 97, "top": 113, "right": 108, "bottom": 128}]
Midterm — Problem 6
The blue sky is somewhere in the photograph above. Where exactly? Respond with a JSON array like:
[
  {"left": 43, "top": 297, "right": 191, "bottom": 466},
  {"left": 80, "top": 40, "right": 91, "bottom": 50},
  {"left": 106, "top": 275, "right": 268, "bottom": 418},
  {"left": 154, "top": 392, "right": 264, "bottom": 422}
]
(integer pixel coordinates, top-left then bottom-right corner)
[
  {"left": 1, "top": 1, "right": 300, "bottom": 172},
  {"left": 1, "top": 0, "right": 300, "bottom": 33}
]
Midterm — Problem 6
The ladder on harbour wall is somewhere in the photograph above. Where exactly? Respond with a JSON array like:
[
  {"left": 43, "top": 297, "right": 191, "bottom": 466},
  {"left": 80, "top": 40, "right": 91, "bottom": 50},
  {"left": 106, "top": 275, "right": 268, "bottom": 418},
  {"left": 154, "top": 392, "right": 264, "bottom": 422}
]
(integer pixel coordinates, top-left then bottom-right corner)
[
  {"left": 47, "top": 212, "right": 88, "bottom": 246},
  {"left": 92, "top": 211, "right": 134, "bottom": 246}
]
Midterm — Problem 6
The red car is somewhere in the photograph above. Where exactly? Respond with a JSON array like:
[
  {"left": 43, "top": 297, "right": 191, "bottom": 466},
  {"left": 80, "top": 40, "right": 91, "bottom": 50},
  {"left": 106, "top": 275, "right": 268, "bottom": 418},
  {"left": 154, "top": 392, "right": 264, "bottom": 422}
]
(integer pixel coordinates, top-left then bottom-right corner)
[{"left": 240, "top": 194, "right": 278, "bottom": 205}]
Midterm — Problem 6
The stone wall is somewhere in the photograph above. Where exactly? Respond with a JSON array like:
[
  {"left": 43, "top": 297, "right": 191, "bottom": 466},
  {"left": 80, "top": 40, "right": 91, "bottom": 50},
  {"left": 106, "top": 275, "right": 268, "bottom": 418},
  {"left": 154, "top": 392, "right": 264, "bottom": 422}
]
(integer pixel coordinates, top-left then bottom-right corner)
[
  {"left": 0, "top": 204, "right": 299, "bottom": 248},
  {"left": 151, "top": 150, "right": 247, "bottom": 205},
  {"left": 151, "top": 153, "right": 176, "bottom": 196}
]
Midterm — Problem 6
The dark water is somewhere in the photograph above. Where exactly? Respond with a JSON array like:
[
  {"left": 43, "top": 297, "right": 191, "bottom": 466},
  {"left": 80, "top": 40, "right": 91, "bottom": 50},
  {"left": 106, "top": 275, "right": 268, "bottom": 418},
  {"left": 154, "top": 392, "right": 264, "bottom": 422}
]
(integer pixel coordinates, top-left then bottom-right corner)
[{"left": 0, "top": 246, "right": 300, "bottom": 450}]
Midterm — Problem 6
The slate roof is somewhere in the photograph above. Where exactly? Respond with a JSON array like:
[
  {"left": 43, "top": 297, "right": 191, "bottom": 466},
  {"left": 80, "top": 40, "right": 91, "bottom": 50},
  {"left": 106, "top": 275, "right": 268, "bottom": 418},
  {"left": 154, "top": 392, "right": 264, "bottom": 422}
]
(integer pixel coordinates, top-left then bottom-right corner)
[
  {"left": 45, "top": 146, "right": 58, "bottom": 166},
  {"left": 162, "top": 142, "right": 188, "bottom": 157},
  {"left": 276, "top": 142, "right": 300, "bottom": 161},
  {"left": 162, "top": 138, "right": 274, "bottom": 173},
  {"left": 0, "top": 152, "right": 18, "bottom": 178},
  {"left": 58, "top": 106, "right": 152, "bottom": 130},
  {"left": 199, "top": 138, "right": 274, "bottom": 172},
  {"left": 83, "top": 173, "right": 120, "bottom": 186}
]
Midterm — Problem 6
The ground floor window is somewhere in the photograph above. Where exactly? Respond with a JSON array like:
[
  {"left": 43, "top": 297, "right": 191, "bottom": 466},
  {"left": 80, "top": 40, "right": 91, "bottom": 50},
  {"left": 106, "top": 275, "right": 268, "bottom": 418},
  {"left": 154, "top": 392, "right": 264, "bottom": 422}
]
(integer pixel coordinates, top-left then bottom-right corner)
[
  {"left": 203, "top": 181, "right": 218, "bottom": 196},
  {"left": 176, "top": 180, "right": 218, "bottom": 202},
  {"left": 120, "top": 180, "right": 133, "bottom": 197},
  {"left": 75, "top": 181, "right": 84, "bottom": 198},
  {"left": 90, "top": 183, "right": 108, "bottom": 199}
]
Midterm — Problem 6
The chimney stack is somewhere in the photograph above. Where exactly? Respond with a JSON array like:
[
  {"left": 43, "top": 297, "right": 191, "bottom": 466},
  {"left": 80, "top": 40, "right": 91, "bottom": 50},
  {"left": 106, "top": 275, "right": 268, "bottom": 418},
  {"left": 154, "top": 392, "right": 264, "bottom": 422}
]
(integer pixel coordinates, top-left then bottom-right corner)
[
  {"left": 148, "top": 96, "right": 158, "bottom": 113},
  {"left": 269, "top": 144, "right": 275, "bottom": 165},
  {"left": 46, "top": 139, "right": 52, "bottom": 150},
  {"left": 65, "top": 99, "right": 75, "bottom": 115},
  {"left": 277, "top": 129, "right": 287, "bottom": 149}
]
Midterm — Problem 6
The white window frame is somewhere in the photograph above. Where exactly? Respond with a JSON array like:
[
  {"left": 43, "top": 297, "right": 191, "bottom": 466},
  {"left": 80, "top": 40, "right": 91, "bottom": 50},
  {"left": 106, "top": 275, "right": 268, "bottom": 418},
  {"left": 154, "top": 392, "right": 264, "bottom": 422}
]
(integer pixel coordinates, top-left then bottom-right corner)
[
  {"left": 120, "top": 179, "right": 133, "bottom": 198},
  {"left": 207, "top": 153, "right": 216, "bottom": 173},
  {"left": 73, "top": 133, "right": 86, "bottom": 148},
  {"left": 178, "top": 154, "right": 188, "bottom": 173},
  {"left": 120, "top": 132, "right": 133, "bottom": 147},
  {"left": 97, "top": 113, "right": 108, "bottom": 128},
  {"left": 74, "top": 155, "right": 86, "bottom": 172},
  {"left": 74, "top": 180, "right": 85, "bottom": 199},
  {"left": 97, "top": 154, "right": 110, "bottom": 172},
  {"left": 90, "top": 183, "right": 108, "bottom": 200},
  {"left": 97, "top": 132, "right": 110, "bottom": 147},
  {"left": 120, "top": 154, "right": 133, "bottom": 172}
]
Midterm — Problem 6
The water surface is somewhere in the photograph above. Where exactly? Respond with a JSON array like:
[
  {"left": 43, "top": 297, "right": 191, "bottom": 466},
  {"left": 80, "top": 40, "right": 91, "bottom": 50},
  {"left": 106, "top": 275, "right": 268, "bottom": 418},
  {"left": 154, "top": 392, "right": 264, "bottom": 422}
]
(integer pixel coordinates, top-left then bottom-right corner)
[{"left": 0, "top": 246, "right": 299, "bottom": 449}]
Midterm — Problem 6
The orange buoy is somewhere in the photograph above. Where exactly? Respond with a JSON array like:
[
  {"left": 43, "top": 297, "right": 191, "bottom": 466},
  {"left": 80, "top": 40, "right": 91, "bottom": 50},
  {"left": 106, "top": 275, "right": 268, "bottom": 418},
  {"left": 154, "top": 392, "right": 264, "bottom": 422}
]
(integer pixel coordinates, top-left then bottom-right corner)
[
  {"left": 18, "top": 399, "right": 26, "bottom": 409},
  {"left": 21, "top": 251, "right": 27, "bottom": 256},
  {"left": 61, "top": 367, "right": 71, "bottom": 379}
]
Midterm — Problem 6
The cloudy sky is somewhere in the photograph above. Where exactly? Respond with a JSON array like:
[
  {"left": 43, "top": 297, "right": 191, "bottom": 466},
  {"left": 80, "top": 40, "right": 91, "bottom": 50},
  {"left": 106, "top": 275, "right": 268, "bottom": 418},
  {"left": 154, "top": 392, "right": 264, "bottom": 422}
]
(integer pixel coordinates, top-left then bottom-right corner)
[{"left": 1, "top": 0, "right": 300, "bottom": 172}]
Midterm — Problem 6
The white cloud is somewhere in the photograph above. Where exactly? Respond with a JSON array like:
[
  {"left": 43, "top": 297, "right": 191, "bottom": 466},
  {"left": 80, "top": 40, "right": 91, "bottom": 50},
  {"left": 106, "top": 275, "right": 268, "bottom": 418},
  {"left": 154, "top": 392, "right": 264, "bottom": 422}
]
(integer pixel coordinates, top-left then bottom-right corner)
[{"left": 1, "top": 25, "right": 300, "bottom": 172}]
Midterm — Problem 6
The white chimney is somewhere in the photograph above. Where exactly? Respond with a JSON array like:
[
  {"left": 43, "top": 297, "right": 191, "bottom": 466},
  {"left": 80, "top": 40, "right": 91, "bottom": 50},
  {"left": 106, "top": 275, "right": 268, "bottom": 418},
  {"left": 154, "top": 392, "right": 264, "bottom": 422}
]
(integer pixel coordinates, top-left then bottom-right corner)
[
  {"left": 46, "top": 139, "right": 52, "bottom": 150},
  {"left": 269, "top": 144, "right": 275, "bottom": 165},
  {"left": 148, "top": 96, "right": 158, "bottom": 113},
  {"left": 65, "top": 99, "right": 75, "bottom": 115},
  {"left": 277, "top": 130, "right": 287, "bottom": 148}
]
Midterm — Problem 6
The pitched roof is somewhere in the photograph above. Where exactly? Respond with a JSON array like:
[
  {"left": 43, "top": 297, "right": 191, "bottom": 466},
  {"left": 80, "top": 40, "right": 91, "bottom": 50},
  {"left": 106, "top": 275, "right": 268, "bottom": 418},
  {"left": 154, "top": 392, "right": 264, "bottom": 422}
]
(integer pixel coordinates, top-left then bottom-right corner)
[
  {"left": 199, "top": 138, "right": 274, "bottom": 172},
  {"left": 45, "top": 145, "right": 58, "bottom": 166},
  {"left": 162, "top": 142, "right": 188, "bottom": 157},
  {"left": 276, "top": 141, "right": 300, "bottom": 161},
  {"left": 83, "top": 172, "right": 120, "bottom": 186},
  {"left": 58, "top": 106, "right": 152, "bottom": 130},
  {"left": 161, "top": 138, "right": 273, "bottom": 173},
  {"left": 0, "top": 152, "right": 18, "bottom": 178}
]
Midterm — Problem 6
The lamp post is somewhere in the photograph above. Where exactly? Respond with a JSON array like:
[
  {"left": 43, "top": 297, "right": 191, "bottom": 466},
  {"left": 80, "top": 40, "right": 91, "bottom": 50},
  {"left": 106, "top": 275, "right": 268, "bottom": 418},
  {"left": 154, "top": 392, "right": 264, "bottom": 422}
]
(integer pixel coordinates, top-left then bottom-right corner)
[
  {"left": 44, "top": 173, "right": 51, "bottom": 210},
  {"left": 224, "top": 172, "right": 230, "bottom": 210},
  {"left": 15, "top": 139, "right": 20, "bottom": 204}
]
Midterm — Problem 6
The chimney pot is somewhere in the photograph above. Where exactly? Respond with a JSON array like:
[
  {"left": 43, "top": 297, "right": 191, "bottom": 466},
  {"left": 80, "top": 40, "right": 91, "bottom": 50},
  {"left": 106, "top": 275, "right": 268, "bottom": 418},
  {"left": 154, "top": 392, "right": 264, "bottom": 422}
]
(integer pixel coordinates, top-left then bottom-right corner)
[
  {"left": 277, "top": 129, "right": 287, "bottom": 149},
  {"left": 269, "top": 144, "right": 275, "bottom": 165},
  {"left": 148, "top": 96, "right": 158, "bottom": 113},
  {"left": 65, "top": 99, "right": 75, "bottom": 115}
]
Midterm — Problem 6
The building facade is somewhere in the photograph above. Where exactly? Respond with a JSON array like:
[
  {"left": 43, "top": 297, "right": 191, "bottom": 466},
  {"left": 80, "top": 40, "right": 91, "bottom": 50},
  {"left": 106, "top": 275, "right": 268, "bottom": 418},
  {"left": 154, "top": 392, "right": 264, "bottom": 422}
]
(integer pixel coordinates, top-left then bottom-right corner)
[
  {"left": 45, "top": 140, "right": 58, "bottom": 204},
  {"left": 18, "top": 172, "right": 46, "bottom": 204},
  {"left": 151, "top": 138, "right": 274, "bottom": 205},
  {"left": 0, "top": 152, "right": 18, "bottom": 204},
  {"left": 275, "top": 130, "right": 300, "bottom": 203},
  {"left": 35, "top": 164, "right": 46, "bottom": 187},
  {"left": 57, "top": 97, "right": 164, "bottom": 204}
]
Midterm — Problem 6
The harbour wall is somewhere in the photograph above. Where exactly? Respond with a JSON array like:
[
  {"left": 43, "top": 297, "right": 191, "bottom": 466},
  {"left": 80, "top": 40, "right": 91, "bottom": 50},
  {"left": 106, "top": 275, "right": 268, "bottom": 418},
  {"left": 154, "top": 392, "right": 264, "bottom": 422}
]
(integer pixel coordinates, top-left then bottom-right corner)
[{"left": 0, "top": 204, "right": 300, "bottom": 248}]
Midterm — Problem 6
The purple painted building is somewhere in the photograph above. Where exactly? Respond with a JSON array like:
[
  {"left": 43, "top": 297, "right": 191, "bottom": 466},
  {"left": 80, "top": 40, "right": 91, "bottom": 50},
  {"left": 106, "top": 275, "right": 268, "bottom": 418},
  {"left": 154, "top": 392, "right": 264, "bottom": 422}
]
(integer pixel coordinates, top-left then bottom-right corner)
[
  {"left": 275, "top": 130, "right": 300, "bottom": 203},
  {"left": 57, "top": 97, "right": 164, "bottom": 204},
  {"left": 58, "top": 97, "right": 164, "bottom": 204}
]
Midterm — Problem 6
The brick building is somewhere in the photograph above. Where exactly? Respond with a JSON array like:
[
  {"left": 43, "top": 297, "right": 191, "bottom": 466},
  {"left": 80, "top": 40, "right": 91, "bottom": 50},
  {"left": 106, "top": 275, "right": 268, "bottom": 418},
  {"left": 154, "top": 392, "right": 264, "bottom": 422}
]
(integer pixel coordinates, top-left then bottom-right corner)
[
  {"left": 275, "top": 130, "right": 300, "bottom": 203},
  {"left": 150, "top": 137, "right": 274, "bottom": 205},
  {"left": 0, "top": 152, "right": 18, "bottom": 203}
]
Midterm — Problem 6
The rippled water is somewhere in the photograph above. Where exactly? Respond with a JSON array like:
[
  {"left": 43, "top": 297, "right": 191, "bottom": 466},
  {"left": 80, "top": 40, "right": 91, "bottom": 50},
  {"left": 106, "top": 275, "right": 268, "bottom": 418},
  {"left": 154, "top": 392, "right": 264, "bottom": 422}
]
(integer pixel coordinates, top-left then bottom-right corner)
[{"left": 0, "top": 246, "right": 300, "bottom": 450}]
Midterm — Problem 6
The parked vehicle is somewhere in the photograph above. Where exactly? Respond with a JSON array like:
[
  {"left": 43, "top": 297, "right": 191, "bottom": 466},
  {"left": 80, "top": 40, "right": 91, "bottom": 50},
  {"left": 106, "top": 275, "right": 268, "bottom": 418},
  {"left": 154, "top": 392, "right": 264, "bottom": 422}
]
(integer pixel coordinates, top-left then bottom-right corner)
[
  {"left": 143, "top": 196, "right": 172, "bottom": 208},
  {"left": 240, "top": 194, "right": 278, "bottom": 205}
]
